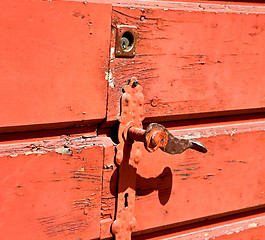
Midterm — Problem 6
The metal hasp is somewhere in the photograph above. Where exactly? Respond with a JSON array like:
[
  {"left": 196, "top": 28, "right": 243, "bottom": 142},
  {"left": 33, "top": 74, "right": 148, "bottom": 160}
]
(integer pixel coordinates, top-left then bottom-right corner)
[
  {"left": 128, "top": 123, "right": 207, "bottom": 154},
  {"left": 111, "top": 78, "right": 207, "bottom": 240},
  {"left": 111, "top": 77, "right": 144, "bottom": 240}
]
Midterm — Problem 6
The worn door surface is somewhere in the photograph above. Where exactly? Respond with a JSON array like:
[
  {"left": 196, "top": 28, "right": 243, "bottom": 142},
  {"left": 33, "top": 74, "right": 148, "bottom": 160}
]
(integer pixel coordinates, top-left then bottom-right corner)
[
  {"left": 1, "top": 0, "right": 265, "bottom": 239},
  {"left": 103, "top": 0, "right": 265, "bottom": 239}
]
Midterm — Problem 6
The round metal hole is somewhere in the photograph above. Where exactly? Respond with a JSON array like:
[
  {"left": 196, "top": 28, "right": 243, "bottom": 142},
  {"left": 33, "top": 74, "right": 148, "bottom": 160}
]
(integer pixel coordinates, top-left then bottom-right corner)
[{"left": 120, "top": 31, "right": 134, "bottom": 52}]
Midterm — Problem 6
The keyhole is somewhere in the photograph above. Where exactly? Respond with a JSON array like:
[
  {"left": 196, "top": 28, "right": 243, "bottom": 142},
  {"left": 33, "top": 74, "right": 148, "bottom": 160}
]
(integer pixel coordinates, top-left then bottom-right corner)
[
  {"left": 120, "top": 31, "right": 134, "bottom": 52},
  {"left": 124, "top": 193, "right": 129, "bottom": 208},
  {"left": 121, "top": 37, "right": 130, "bottom": 50}
]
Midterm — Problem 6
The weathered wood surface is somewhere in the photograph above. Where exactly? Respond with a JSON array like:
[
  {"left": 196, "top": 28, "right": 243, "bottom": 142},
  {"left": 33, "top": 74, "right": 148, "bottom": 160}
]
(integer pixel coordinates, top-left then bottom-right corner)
[
  {"left": 0, "top": 135, "right": 112, "bottom": 240},
  {"left": 101, "top": 146, "right": 117, "bottom": 239},
  {"left": 133, "top": 210, "right": 265, "bottom": 240},
  {"left": 215, "top": 226, "right": 265, "bottom": 240},
  {"left": 101, "top": 118, "right": 265, "bottom": 237},
  {"left": 133, "top": 210, "right": 265, "bottom": 239},
  {"left": 0, "top": 0, "right": 111, "bottom": 133},
  {"left": 106, "top": 5, "right": 265, "bottom": 123},
  {"left": 1, "top": 1, "right": 265, "bottom": 239}
]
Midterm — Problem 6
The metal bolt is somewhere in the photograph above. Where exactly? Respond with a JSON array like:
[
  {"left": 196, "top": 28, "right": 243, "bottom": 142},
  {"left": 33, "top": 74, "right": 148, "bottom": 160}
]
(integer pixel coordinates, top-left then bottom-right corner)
[
  {"left": 132, "top": 80, "right": 139, "bottom": 87},
  {"left": 140, "top": 15, "right": 145, "bottom": 21}
]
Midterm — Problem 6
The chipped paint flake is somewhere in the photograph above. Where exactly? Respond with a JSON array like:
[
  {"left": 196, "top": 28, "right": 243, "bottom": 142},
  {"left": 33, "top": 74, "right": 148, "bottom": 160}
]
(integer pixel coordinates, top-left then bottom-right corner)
[
  {"left": 24, "top": 151, "right": 45, "bottom": 156},
  {"left": 248, "top": 222, "right": 258, "bottom": 228},
  {"left": 9, "top": 153, "right": 18, "bottom": 157},
  {"left": 55, "top": 146, "right": 73, "bottom": 155},
  {"left": 171, "top": 121, "right": 265, "bottom": 139},
  {"left": 105, "top": 69, "right": 115, "bottom": 88},
  {"left": 182, "top": 132, "right": 202, "bottom": 139},
  {"left": 77, "top": 167, "right": 85, "bottom": 172},
  {"left": 0, "top": 136, "right": 113, "bottom": 158},
  {"left": 230, "top": 129, "right": 237, "bottom": 136},
  {"left": 110, "top": 47, "right": 115, "bottom": 59}
]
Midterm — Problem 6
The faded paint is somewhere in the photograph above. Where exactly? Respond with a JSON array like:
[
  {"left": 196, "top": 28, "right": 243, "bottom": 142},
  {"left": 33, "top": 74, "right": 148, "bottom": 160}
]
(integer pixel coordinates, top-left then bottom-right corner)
[
  {"left": 172, "top": 120, "right": 265, "bottom": 139},
  {"left": 160, "top": 216, "right": 265, "bottom": 240},
  {"left": 112, "top": 0, "right": 265, "bottom": 14},
  {"left": 0, "top": 141, "right": 106, "bottom": 240},
  {"left": 0, "top": 136, "right": 114, "bottom": 158}
]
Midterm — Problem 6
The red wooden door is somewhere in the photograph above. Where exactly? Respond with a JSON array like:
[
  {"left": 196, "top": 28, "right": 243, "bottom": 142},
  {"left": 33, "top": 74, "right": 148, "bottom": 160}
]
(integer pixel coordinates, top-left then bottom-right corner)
[{"left": 1, "top": 0, "right": 265, "bottom": 239}]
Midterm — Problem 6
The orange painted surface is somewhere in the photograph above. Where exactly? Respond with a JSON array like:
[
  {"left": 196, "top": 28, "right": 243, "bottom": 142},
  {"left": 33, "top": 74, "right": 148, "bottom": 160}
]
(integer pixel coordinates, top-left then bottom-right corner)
[
  {"left": 0, "top": 136, "right": 105, "bottom": 240},
  {"left": 215, "top": 226, "right": 265, "bottom": 240},
  {"left": 1, "top": 0, "right": 265, "bottom": 239},
  {"left": 0, "top": 0, "right": 111, "bottom": 132},
  {"left": 107, "top": 5, "right": 265, "bottom": 123},
  {"left": 133, "top": 210, "right": 265, "bottom": 239}
]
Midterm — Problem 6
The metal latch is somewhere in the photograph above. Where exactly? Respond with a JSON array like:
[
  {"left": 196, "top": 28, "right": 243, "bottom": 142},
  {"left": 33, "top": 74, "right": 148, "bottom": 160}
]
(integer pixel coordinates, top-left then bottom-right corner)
[{"left": 111, "top": 78, "right": 207, "bottom": 239}]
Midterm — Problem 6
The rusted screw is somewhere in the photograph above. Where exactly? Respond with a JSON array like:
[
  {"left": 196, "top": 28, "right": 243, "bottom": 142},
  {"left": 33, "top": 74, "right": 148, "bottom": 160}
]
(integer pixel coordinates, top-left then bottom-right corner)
[
  {"left": 140, "top": 15, "right": 145, "bottom": 21},
  {"left": 132, "top": 80, "right": 139, "bottom": 87}
]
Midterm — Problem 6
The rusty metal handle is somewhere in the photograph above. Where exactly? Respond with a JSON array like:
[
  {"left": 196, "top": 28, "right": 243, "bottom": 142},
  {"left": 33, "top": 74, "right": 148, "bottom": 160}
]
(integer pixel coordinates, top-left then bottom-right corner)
[{"left": 127, "top": 123, "right": 207, "bottom": 154}]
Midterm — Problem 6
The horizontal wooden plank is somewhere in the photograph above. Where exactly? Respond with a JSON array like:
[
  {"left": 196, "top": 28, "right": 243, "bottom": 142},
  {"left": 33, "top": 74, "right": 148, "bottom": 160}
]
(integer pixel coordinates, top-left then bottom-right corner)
[
  {"left": 0, "top": 0, "right": 111, "bottom": 132},
  {"left": 133, "top": 210, "right": 265, "bottom": 239},
  {"left": 73, "top": 0, "right": 265, "bottom": 12},
  {"left": 107, "top": 5, "right": 265, "bottom": 122},
  {"left": 102, "top": 118, "right": 265, "bottom": 236},
  {"left": 0, "top": 136, "right": 106, "bottom": 240}
]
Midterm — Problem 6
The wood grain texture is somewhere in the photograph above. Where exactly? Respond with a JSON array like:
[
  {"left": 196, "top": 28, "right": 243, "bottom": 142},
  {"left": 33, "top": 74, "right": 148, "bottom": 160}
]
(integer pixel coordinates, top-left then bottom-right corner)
[
  {"left": 0, "top": 135, "right": 107, "bottom": 240},
  {"left": 101, "top": 118, "right": 265, "bottom": 236},
  {"left": 107, "top": 6, "right": 265, "bottom": 123},
  {"left": 0, "top": 0, "right": 111, "bottom": 132}
]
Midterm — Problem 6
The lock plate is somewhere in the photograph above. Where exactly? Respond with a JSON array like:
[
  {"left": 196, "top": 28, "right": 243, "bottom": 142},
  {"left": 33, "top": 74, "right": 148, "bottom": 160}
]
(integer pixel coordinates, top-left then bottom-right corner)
[
  {"left": 115, "top": 25, "right": 137, "bottom": 58},
  {"left": 111, "top": 77, "right": 144, "bottom": 239}
]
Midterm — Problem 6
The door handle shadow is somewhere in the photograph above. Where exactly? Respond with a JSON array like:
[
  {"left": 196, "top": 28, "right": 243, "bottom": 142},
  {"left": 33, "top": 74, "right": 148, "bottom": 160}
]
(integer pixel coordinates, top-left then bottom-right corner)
[{"left": 109, "top": 166, "right": 172, "bottom": 205}]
